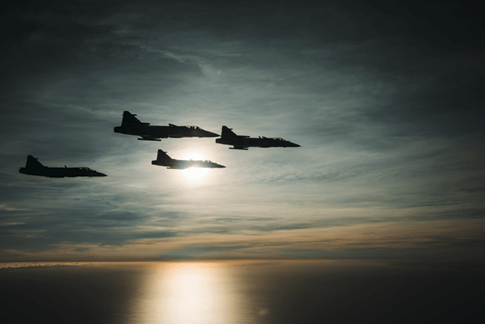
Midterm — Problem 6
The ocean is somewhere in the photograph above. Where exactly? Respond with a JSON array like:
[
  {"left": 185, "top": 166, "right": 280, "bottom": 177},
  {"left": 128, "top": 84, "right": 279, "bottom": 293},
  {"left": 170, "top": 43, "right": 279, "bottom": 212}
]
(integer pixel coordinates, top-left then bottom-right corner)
[{"left": 1, "top": 260, "right": 484, "bottom": 324}]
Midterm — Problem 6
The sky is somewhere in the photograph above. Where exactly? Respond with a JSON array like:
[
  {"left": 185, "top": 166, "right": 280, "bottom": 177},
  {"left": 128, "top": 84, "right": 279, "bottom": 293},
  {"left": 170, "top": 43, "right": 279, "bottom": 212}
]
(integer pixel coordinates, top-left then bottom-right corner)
[{"left": 1, "top": 0, "right": 484, "bottom": 265}]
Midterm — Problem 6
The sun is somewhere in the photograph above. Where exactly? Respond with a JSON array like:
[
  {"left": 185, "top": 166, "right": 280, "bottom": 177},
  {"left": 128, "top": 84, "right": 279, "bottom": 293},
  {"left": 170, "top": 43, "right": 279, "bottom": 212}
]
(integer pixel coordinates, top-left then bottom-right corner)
[{"left": 182, "top": 153, "right": 209, "bottom": 180}]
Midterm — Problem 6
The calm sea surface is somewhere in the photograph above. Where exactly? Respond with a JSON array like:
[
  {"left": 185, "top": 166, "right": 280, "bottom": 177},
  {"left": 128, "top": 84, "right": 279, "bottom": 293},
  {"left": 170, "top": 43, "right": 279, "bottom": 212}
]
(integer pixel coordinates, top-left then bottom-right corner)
[{"left": 1, "top": 260, "right": 484, "bottom": 324}]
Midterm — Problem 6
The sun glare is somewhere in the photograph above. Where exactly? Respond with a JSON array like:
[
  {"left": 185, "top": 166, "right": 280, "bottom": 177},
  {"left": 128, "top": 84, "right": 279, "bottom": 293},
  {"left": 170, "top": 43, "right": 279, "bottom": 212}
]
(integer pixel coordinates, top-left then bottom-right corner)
[{"left": 182, "top": 153, "right": 208, "bottom": 180}]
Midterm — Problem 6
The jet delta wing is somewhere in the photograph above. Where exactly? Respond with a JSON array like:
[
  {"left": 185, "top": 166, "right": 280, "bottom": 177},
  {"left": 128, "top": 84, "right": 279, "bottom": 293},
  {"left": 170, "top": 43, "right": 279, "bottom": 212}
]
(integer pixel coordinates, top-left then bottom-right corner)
[
  {"left": 19, "top": 156, "right": 107, "bottom": 178},
  {"left": 151, "top": 150, "right": 225, "bottom": 169},
  {"left": 114, "top": 111, "right": 219, "bottom": 141},
  {"left": 215, "top": 126, "right": 300, "bottom": 150}
]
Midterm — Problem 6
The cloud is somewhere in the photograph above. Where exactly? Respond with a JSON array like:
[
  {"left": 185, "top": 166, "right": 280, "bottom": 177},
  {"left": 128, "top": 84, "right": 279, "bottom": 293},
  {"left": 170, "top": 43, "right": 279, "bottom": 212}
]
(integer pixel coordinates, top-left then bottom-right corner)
[
  {"left": 0, "top": 261, "right": 92, "bottom": 270},
  {"left": 1, "top": 0, "right": 484, "bottom": 261}
]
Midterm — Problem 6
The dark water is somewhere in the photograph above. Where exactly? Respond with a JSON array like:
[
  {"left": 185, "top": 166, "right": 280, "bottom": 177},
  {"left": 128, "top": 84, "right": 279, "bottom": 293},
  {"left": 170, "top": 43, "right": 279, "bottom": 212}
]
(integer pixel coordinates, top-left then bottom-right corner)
[{"left": 1, "top": 261, "right": 484, "bottom": 324}]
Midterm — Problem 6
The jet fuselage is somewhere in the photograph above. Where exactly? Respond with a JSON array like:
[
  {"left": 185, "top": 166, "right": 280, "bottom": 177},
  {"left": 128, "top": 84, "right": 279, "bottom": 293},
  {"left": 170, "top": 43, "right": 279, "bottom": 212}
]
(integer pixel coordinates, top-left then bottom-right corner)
[
  {"left": 151, "top": 150, "right": 225, "bottom": 169},
  {"left": 114, "top": 124, "right": 218, "bottom": 140},
  {"left": 215, "top": 126, "right": 300, "bottom": 150},
  {"left": 114, "top": 111, "right": 218, "bottom": 141},
  {"left": 216, "top": 136, "right": 300, "bottom": 149},
  {"left": 19, "top": 156, "right": 106, "bottom": 178},
  {"left": 19, "top": 166, "right": 107, "bottom": 178},
  {"left": 152, "top": 159, "right": 225, "bottom": 169}
]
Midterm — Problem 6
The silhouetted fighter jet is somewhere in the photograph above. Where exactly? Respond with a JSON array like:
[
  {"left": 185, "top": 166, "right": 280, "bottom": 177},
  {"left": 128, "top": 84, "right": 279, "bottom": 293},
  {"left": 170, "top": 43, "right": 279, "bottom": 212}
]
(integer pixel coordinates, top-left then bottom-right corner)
[
  {"left": 114, "top": 111, "right": 219, "bottom": 141},
  {"left": 215, "top": 126, "right": 300, "bottom": 150},
  {"left": 151, "top": 150, "right": 225, "bottom": 169},
  {"left": 19, "top": 156, "right": 107, "bottom": 178}
]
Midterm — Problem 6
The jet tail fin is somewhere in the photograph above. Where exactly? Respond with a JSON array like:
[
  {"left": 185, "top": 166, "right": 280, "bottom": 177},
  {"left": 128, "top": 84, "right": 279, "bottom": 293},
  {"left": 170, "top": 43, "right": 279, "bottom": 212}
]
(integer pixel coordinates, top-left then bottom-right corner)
[
  {"left": 155, "top": 150, "right": 172, "bottom": 163},
  {"left": 221, "top": 126, "right": 239, "bottom": 140},
  {"left": 25, "top": 155, "right": 44, "bottom": 169},
  {"left": 122, "top": 111, "right": 150, "bottom": 126}
]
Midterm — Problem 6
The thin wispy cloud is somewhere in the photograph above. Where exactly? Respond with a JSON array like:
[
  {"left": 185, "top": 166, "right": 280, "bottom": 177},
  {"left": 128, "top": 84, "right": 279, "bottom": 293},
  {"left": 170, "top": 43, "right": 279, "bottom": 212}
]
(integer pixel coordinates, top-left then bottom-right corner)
[{"left": 1, "top": 0, "right": 484, "bottom": 265}]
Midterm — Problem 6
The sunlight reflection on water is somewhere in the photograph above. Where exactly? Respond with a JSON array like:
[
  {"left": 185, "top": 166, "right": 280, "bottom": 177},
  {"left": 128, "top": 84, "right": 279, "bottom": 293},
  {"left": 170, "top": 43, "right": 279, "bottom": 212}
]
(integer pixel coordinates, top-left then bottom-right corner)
[{"left": 135, "top": 262, "right": 251, "bottom": 324}]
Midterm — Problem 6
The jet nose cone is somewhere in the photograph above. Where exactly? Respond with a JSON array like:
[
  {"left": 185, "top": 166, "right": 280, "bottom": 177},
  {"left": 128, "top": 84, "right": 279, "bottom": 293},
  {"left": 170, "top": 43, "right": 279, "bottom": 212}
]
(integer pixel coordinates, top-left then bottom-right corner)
[
  {"left": 95, "top": 172, "right": 107, "bottom": 177},
  {"left": 290, "top": 142, "right": 301, "bottom": 147}
]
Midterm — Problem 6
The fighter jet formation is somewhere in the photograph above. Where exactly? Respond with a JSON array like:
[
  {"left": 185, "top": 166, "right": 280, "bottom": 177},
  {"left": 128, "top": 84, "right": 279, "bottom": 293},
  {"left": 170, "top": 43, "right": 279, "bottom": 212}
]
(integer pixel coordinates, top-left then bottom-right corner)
[
  {"left": 216, "top": 126, "right": 301, "bottom": 150},
  {"left": 20, "top": 111, "right": 300, "bottom": 177},
  {"left": 114, "top": 111, "right": 219, "bottom": 141},
  {"left": 152, "top": 150, "right": 225, "bottom": 169},
  {"left": 19, "top": 155, "right": 106, "bottom": 178}
]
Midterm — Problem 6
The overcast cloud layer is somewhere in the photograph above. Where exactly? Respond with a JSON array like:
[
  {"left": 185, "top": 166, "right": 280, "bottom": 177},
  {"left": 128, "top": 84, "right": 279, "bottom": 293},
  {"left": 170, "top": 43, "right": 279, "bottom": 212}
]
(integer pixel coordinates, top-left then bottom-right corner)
[{"left": 1, "top": 0, "right": 484, "bottom": 265}]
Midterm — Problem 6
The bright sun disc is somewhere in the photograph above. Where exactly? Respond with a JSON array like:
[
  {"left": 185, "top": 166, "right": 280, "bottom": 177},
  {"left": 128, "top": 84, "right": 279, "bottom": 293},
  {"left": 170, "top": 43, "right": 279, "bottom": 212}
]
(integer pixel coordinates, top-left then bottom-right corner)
[{"left": 182, "top": 153, "right": 208, "bottom": 180}]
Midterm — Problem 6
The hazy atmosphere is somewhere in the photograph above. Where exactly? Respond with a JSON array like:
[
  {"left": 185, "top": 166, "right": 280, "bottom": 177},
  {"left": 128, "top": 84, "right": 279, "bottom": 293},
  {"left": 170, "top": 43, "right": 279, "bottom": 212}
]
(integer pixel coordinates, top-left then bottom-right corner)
[{"left": 1, "top": 0, "right": 484, "bottom": 266}]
